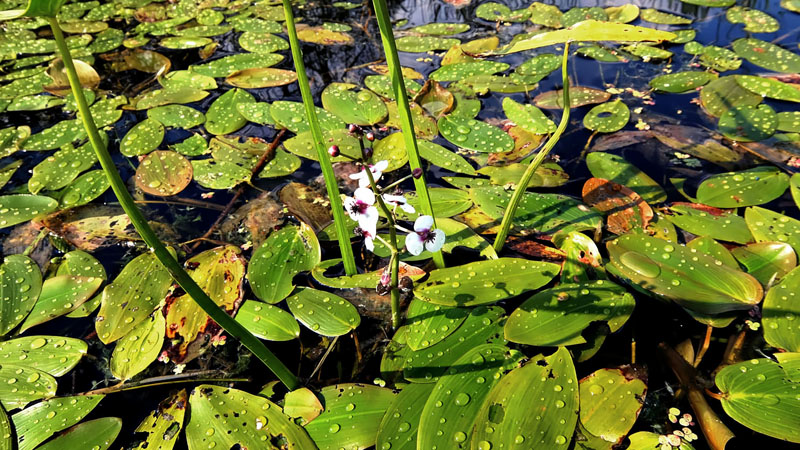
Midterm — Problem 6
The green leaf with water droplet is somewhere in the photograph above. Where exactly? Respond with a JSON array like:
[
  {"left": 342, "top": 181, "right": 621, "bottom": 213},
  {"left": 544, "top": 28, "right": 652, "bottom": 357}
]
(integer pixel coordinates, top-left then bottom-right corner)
[
  {"left": 304, "top": 383, "right": 396, "bottom": 450},
  {"left": 147, "top": 104, "right": 205, "bottom": 128},
  {"left": 110, "top": 312, "right": 165, "bottom": 381},
  {"left": 190, "top": 52, "right": 284, "bottom": 78},
  {"left": 628, "top": 431, "right": 696, "bottom": 449},
  {"left": 430, "top": 61, "right": 509, "bottom": 82},
  {"left": 535, "top": 86, "right": 611, "bottom": 109},
  {"left": 607, "top": 233, "right": 763, "bottom": 314},
  {"left": 746, "top": 206, "right": 800, "bottom": 255},
  {"left": 505, "top": 280, "right": 635, "bottom": 346},
  {"left": 29, "top": 140, "right": 98, "bottom": 194},
  {"left": 59, "top": 170, "right": 109, "bottom": 208},
  {"left": 502, "top": 97, "right": 555, "bottom": 134},
  {"left": 119, "top": 119, "right": 164, "bottom": 157},
  {"left": 131, "top": 390, "right": 186, "bottom": 450},
  {"left": 415, "top": 140, "right": 475, "bottom": 175},
  {"left": 576, "top": 44, "right": 625, "bottom": 62},
  {"left": 376, "top": 383, "right": 434, "bottom": 450},
  {"left": 649, "top": 71, "right": 717, "bottom": 93},
  {"left": 585, "top": 152, "right": 666, "bottom": 204},
  {"left": 732, "top": 242, "right": 796, "bottom": 285},
  {"left": 579, "top": 368, "right": 646, "bottom": 444},
  {"left": 321, "top": 83, "right": 387, "bottom": 126},
  {"left": 133, "top": 87, "right": 209, "bottom": 110},
  {"left": 472, "top": 186, "right": 603, "bottom": 238},
  {"left": 238, "top": 32, "right": 289, "bottom": 53},
  {"left": 605, "top": 4, "right": 640, "bottom": 23},
  {"left": 697, "top": 166, "right": 788, "bottom": 208},
  {"left": 414, "top": 257, "right": 558, "bottom": 307},
  {"left": 640, "top": 8, "right": 692, "bottom": 24},
  {"left": 438, "top": 115, "right": 513, "bottom": 153},
  {"left": 204, "top": 88, "right": 255, "bottom": 135},
  {"left": 735, "top": 75, "right": 800, "bottom": 103},
  {"left": 718, "top": 104, "right": 778, "bottom": 142},
  {"left": 663, "top": 203, "right": 753, "bottom": 244},
  {"left": 0, "top": 336, "right": 86, "bottom": 377},
  {"left": 561, "top": 7, "right": 608, "bottom": 27},
  {"left": 19, "top": 275, "right": 102, "bottom": 333},
  {"left": 23, "top": 119, "right": 85, "bottom": 151},
  {"left": 418, "top": 344, "right": 523, "bottom": 449},
  {"left": 235, "top": 300, "right": 300, "bottom": 341},
  {"left": 0, "top": 364, "right": 56, "bottom": 410},
  {"left": 237, "top": 102, "right": 274, "bottom": 126},
  {"left": 11, "top": 394, "right": 104, "bottom": 450},
  {"left": 225, "top": 67, "right": 297, "bottom": 89},
  {"left": 285, "top": 287, "right": 359, "bottom": 337},
  {"left": 35, "top": 417, "right": 121, "bottom": 450},
  {"left": 763, "top": 266, "right": 800, "bottom": 351},
  {"left": 247, "top": 223, "right": 320, "bottom": 304},
  {"left": 716, "top": 356, "right": 800, "bottom": 443},
  {"left": 96, "top": 251, "right": 173, "bottom": 344},
  {"left": 726, "top": 6, "right": 779, "bottom": 33},
  {"left": 471, "top": 346, "right": 578, "bottom": 449},
  {"left": 733, "top": 38, "right": 800, "bottom": 74},
  {"left": 0, "top": 255, "right": 42, "bottom": 336},
  {"left": 527, "top": 2, "right": 563, "bottom": 27},
  {"left": 700, "top": 76, "right": 762, "bottom": 118},
  {"left": 270, "top": 100, "right": 345, "bottom": 134},
  {"left": 258, "top": 148, "right": 300, "bottom": 178},
  {"left": 405, "top": 299, "right": 469, "bottom": 351},
  {"left": 583, "top": 100, "right": 630, "bottom": 133},
  {"left": 396, "top": 36, "right": 460, "bottom": 52}
]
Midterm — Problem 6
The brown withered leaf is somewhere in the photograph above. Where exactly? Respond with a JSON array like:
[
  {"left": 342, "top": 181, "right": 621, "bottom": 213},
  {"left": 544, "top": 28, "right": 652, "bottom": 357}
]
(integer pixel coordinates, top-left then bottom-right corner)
[
  {"left": 582, "top": 178, "right": 653, "bottom": 235},
  {"left": 219, "top": 193, "right": 285, "bottom": 248},
  {"left": 39, "top": 205, "right": 176, "bottom": 251},
  {"left": 507, "top": 236, "right": 566, "bottom": 262},
  {"left": 591, "top": 130, "right": 653, "bottom": 152},
  {"left": 413, "top": 79, "right": 454, "bottom": 118},
  {"left": 650, "top": 124, "right": 746, "bottom": 168},
  {"left": 279, "top": 182, "right": 333, "bottom": 232},
  {"left": 488, "top": 125, "right": 545, "bottom": 165}
]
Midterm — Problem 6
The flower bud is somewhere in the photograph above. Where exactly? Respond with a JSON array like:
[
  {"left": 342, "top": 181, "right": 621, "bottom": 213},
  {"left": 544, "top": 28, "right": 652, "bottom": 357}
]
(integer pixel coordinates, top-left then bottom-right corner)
[
  {"left": 362, "top": 146, "right": 373, "bottom": 160},
  {"left": 412, "top": 168, "right": 423, "bottom": 179},
  {"left": 348, "top": 123, "right": 362, "bottom": 135},
  {"left": 328, "top": 145, "right": 340, "bottom": 157},
  {"left": 365, "top": 131, "right": 375, "bottom": 142}
]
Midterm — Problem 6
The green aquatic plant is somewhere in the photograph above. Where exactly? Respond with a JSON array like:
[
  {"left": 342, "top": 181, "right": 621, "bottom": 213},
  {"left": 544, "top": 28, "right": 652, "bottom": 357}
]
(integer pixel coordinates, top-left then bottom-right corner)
[{"left": 4, "top": 0, "right": 299, "bottom": 390}]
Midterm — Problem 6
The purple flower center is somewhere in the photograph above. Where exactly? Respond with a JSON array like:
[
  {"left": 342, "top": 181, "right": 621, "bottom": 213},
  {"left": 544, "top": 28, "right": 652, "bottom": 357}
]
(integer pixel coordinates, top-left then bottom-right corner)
[
  {"left": 416, "top": 228, "right": 432, "bottom": 242},
  {"left": 350, "top": 200, "right": 369, "bottom": 215}
]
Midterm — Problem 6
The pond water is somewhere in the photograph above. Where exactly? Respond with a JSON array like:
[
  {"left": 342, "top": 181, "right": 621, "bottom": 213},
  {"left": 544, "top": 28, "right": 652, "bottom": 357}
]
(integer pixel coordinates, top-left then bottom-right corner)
[{"left": 1, "top": 0, "right": 800, "bottom": 448}]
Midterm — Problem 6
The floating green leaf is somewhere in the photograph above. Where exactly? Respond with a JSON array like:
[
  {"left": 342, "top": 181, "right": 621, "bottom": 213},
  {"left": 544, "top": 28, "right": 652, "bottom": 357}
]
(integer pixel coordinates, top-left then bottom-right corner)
[
  {"left": 735, "top": 75, "right": 800, "bottom": 103},
  {"left": 580, "top": 368, "right": 646, "bottom": 444},
  {"left": 96, "top": 251, "right": 173, "bottom": 344},
  {"left": 663, "top": 203, "right": 753, "bottom": 244},
  {"left": 110, "top": 312, "right": 165, "bottom": 381},
  {"left": 235, "top": 300, "right": 300, "bottom": 341},
  {"left": 405, "top": 299, "right": 469, "bottom": 351},
  {"left": 119, "top": 119, "right": 164, "bottom": 157},
  {"left": 417, "top": 344, "right": 522, "bottom": 449},
  {"left": 732, "top": 242, "right": 796, "bottom": 285},
  {"left": 763, "top": 266, "right": 800, "bottom": 351},
  {"left": 438, "top": 115, "right": 514, "bottom": 153},
  {"left": 204, "top": 88, "right": 255, "bottom": 135},
  {"left": 376, "top": 383, "right": 434, "bottom": 450},
  {"left": 733, "top": 38, "right": 800, "bottom": 74},
  {"left": 238, "top": 32, "right": 289, "bottom": 53},
  {"left": 746, "top": 206, "right": 800, "bottom": 255},
  {"left": 285, "top": 287, "right": 360, "bottom": 336},
  {"left": 650, "top": 71, "right": 717, "bottom": 93},
  {"left": 12, "top": 395, "right": 104, "bottom": 450},
  {"left": 134, "top": 150, "right": 193, "bottom": 196},
  {"left": 190, "top": 53, "right": 284, "bottom": 78},
  {"left": 726, "top": 6, "right": 779, "bottom": 33},
  {"left": 147, "top": 104, "right": 205, "bottom": 128},
  {"left": 35, "top": 417, "right": 121, "bottom": 450},
  {"left": 718, "top": 104, "right": 778, "bottom": 142},
  {"left": 59, "top": 170, "right": 109, "bottom": 208},
  {"left": 535, "top": 86, "right": 611, "bottom": 109},
  {"left": 696, "top": 166, "right": 788, "bottom": 208},
  {"left": 471, "top": 347, "right": 578, "bottom": 449},
  {"left": 396, "top": 36, "right": 460, "bottom": 52},
  {"left": 640, "top": 9, "right": 692, "bottom": 24},
  {"left": 607, "top": 233, "right": 763, "bottom": 314},
  {"left": 322, "top": 83, "right": 388, "bottom": 126},
  {"left": 502, "top": 97, "right": 555, "bottom": 134},
  {"left": 237, "top": 102, "right": 274, "bottom": 126},
  {"left": 247, "top": 224, "right": 320, "bottom": 304},
  {"left": 19, "top": 275, "right": 102, "bottom": 333},
  {"left": 0, "top": 336, "right": 86, "bottom": 377},
  {"left": 270, "top": 100, "right": 345, "bottom": 134},
  {"left": 0, "top": 255, "right": 42, "bottom": 336},
  {"left": 0, "top": 195, "right": 58, "bottom": 228},
  {"left": 414, "top": 258, "right": 558, "bottom": 306},
  {"left": 226, "top": 67, "right": 297, "bottom": 88},
  {"left": 716, "top": 357, "right": 800, "bottom": 443},
  {"left": 131, "top": 390, "right": 186, "bottom": 450},
  {"left": 505, "top": 280, "right": 635, "bottom": 346},
  {"left": 585, "top": 152, "right": 667, "bottom": 204},
  {"left": 583, "top": 100, "right": 630, "bottom": 133},
  {"left": 0, "top": 365, "right": 56, "bottom": 410},
  {"left": 304, "top": 384, "right": 396, "bottom": 450},
  {"left": 476, "top": 2, "right": 531, "bottom": 22}
]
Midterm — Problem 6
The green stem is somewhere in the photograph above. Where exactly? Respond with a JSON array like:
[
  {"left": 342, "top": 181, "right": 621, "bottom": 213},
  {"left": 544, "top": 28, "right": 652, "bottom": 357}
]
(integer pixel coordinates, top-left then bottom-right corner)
[
  {"left": 48, "top": 17, "right": 300, "bottom": 391},
  {"left": 281, "top": 0, "right": 357, "bottom": 276},
  {"left": 493, "top": 43, "right": 571, "bottom": 253},
  {"left": 371, "top": 0, "right": 445, "bottom": 269},
  {"left": 364, "top": 162, "right": 402, "bottom": 328}
]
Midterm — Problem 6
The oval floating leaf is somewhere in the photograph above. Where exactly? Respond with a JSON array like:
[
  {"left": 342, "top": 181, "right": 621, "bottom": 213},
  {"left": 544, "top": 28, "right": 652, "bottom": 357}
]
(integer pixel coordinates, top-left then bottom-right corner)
[
  {"left": 0, "top": 336, "right": 86, "bottom": 377},
  {"left": 285, "top": 287, "right": 360, "bottom": 336},
  {"left": 110, "top": 312, "right": 165, "bottom": 381},
  {"left": 0, "top": 255, "right": 42, "bottom": 336},
  {"left": 120, "top": 119, "right": 164, "bottom": 157},
  {"left": 0, "top": 195, "right": 58, "bottom": 228},
  {"left": 35, "top": 417, "right": 121, "bottom": 450},
  {"left": 235, "top": 300, "right": 300, "bottom": 341},
  {"left": 696, "top": 166, "right": 789, "bottom": 208},
  {"left": 321, "top": 83, "right": 387, "bottom": 126},
  {"left": 247, "top": 224, "right": 321, "bottom": 303},
  {"left": 583, "top": 100, "right": 630, "bottom": 133},
  {"left": 204, "top": 88, "right": 255, "bottom": 135},
  {"left": 438, "top": 115, "right": 514, "bottom": 153},
  {"left": 580, "top": 368, "right": 646, "bottom": 444},
  {"left": 763, "top": 267, "right": 800, "bottom": 351},
  {"left": 134, "top": 151, "right": 193, "bottom": 196},
  {"left": 12, "top": 395, "right": 104, "bottom": 450}
]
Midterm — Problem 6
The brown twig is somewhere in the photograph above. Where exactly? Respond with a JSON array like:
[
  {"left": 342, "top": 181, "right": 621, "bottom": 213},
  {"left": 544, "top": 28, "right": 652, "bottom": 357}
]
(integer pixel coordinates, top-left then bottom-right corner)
[
  {"left": 189, "top": 129, "right": 286, "bottom": 252},
  {"left": 693, "top": 325, "right": 713, "bottom": 367},
  {"left": 134, "top": 198, "right": 227, "bottom": 211},
  {"left": 80, "top": 370, "right": 247, "bottom": 396}
]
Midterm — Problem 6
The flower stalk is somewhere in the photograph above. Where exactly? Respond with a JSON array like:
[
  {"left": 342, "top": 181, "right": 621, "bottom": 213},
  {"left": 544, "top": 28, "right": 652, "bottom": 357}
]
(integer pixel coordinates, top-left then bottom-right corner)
[
  {"left": 281, "top": 0, "right": 358, "bottom": 276},
  {"left": 493, "top": 43, "right": 572, "bottom": 253},
  {"left": 370, "top": 0, "right": 445, "bottom": 269},
  {"left": 47, "top": 17, "right": 300, "bottom": 391}
]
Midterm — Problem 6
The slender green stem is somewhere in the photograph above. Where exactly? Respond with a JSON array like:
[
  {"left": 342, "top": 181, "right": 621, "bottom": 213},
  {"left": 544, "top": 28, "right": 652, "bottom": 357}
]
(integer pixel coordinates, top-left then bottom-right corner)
[
  {"left": 48, "top": 17, "right": 299, "bottom": 391},
  {"left": 371, "top": 0, "right": 445, "bottom": 269},
  {"left": 493, "top": 43, "right": 572, "bottom": 253},
  {"left": 364, "top": 163, "right": 402, "bottom": 328},
  {"left": 281, "top": 0, "right": 357, "bottom": 276}
]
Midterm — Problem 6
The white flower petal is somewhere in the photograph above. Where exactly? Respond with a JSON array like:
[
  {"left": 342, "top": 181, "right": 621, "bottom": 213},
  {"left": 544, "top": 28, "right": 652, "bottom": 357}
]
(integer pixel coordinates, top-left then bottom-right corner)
[
  {"left": 400, "top": 203, "right": 416, "bottom": 214},
  {"left": 342, "top": 197, "right": 358, "bottom": 220},
  {"left": 425, "top": 229, "right": 446, "bottom": 253},
  {"left": 364, "top": 235, "right": 375, "bottom": 252},
  {"left": 405, "top": 232, "right": 424, "bottom": 256},
  {"left": 349, "top": 171, "right": 366, "bottom": 181},
  {"left": 373, "top": 160, "right": 389, "bottom": 172},
  {"left": 382, "top": 193, "right": 405, "bottom": 204},
  {"left": 359, "top": 207, "right": 379, "bottom": 232},
  {"left": 355, "top": 187, "right": 375, "bottom": 205},
  {"left": 414, "top": 215, "right": 434, "bottom": 232}
]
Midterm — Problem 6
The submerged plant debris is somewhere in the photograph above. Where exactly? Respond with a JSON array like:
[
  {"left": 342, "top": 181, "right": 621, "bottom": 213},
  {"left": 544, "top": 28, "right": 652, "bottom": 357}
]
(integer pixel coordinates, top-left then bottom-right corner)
[{"left": 0, "top": 0, "right": 799, "bottom": 448}]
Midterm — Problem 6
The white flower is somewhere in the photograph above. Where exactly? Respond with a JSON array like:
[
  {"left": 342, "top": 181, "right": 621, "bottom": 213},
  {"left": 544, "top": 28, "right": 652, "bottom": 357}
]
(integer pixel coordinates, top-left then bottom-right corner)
[
  {"left": 360, "top": 220, "right": 377, "bottom": 252},
  {"left": 343, "top": 187, "right": 379, "bottom": 232},
  {"left": 349, "top": 160, "right": 389, "bottom": 187},
  {"left": 382, "top": 193, "right": 415, "bottom": 214},
  {"left": 405, "top": 215, "right": 445, "bottom": 256}
]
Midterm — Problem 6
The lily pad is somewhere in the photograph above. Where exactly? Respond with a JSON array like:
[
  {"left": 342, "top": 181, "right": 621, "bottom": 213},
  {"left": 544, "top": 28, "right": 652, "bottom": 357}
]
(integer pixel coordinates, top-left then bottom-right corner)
[
  {"left": 718, "top": 104, "right": 778, "bottom": 142},
  {"left": 134, "top": 150, "right": 193, "bottom": 196},
  {"left": 270, "top": 100, "right": 345, "bottom": 134},
  {"left": 234, "top": 300, "right": 300, "bottom": 341},
  {"left": 0, "top": 336, "right": 86, "bottom": 377},
  {"left": 746, "top": 206, "right": 800, "bottom": 258},
  {"left": 247, "top": 224, "right": 320, "bottom": 304},
  {"left": 580, "top": 368, "right": 647, "bottom": 444},
  {"left": 534, "top": 86, "right": 611, "bottom": 109},
  {"left": 19, "top": 275, "right": 102, "bottom": 333},
  {"left": 700, "top": 76, "right": 762, "bottom": 118},
  {"left": 147, "top": 104, "right": 205, "bottom": 128},
  {"left": 585, "top": 152, "right": 667, "bottom": 204},
  {"left": 109, "top": 312, "right": 165, "bottom": 380},
  {"left": 204, "top": 88, "right": 255, "bottom": 135},
  {"left": 502, "top": 97, "right": 556, "bottom": 134},
  {"left": 696, "top": 166, "right": 789, "bottom": 208},
  {"left": 763, "top": 266, "right": 800, "bottom": 351},
  {"left": 640, "top": 8, "right": 692, "bottom": 24},
  {"left": 396, "top": 36, "right": 460, "bottom": 52},
  {"left": 437, "top": 115, "right": 514, "bottom": 153},
  {"left": 190, "top": 53, "right": 284, "bottom": 78},
  {"left": 430, "top": 61, "right": 509, "bottom": 82},
  {"left": 285, "top": 287, "right": 360, "bottom": 337},
  {"left": 726, "top": 6, "right": 780, "bottom": 33},
  {"left": 119, "top": 119, "right": 164, "bottom": 157},
  {"left": 131, "top": 390, "right": 187, "bottom": 450},
  {"left": 12, "top": 395, "right": 104, "bottom": 450},
  {"left": 663, "top": 203, "right": 753, "bottom": 244},
  {"left": 732, "top": 242, "right": 796, "bottom": 285},
  {"left": 583, "top": 100, "right": 630, "bottom": 133},
  {"left": 650, "top": 71, "right": 717, "bottom": 93},
  {"left": 226, "top": 67, "right": 297, "bottom": 88},
  {"left": 735, "top": 75, "right": 800, "bottom": 103},
  {"left": 376, "top": 383, "right": 434, "bottom": 450},
  {"left": 733, "top": 38, "right": 800, "bottom": 74},
  {"left": 321, "top": 83, "right": 388, "bottom": 126},
  {"left": 0, "top": 365, "right": 56, "bottom": 410}
]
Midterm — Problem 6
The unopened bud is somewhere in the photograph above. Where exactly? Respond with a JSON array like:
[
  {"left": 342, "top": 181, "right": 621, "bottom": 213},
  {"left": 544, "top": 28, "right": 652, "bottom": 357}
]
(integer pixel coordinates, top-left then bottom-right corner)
[
  {"left": 328, "top": 145, "right": 340, "bottom": 157},
  {"left": 412, "top": 168, "right": 423, "bottom": 179},
  {"left": 348, "top": 123, "right": 362, "bottom": 135},
  {"left": 365, "top": 131, "right": 375, "bottom": 142},
  {"left": 362, "top": 146, "right": 373, "bottom": 159}
]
